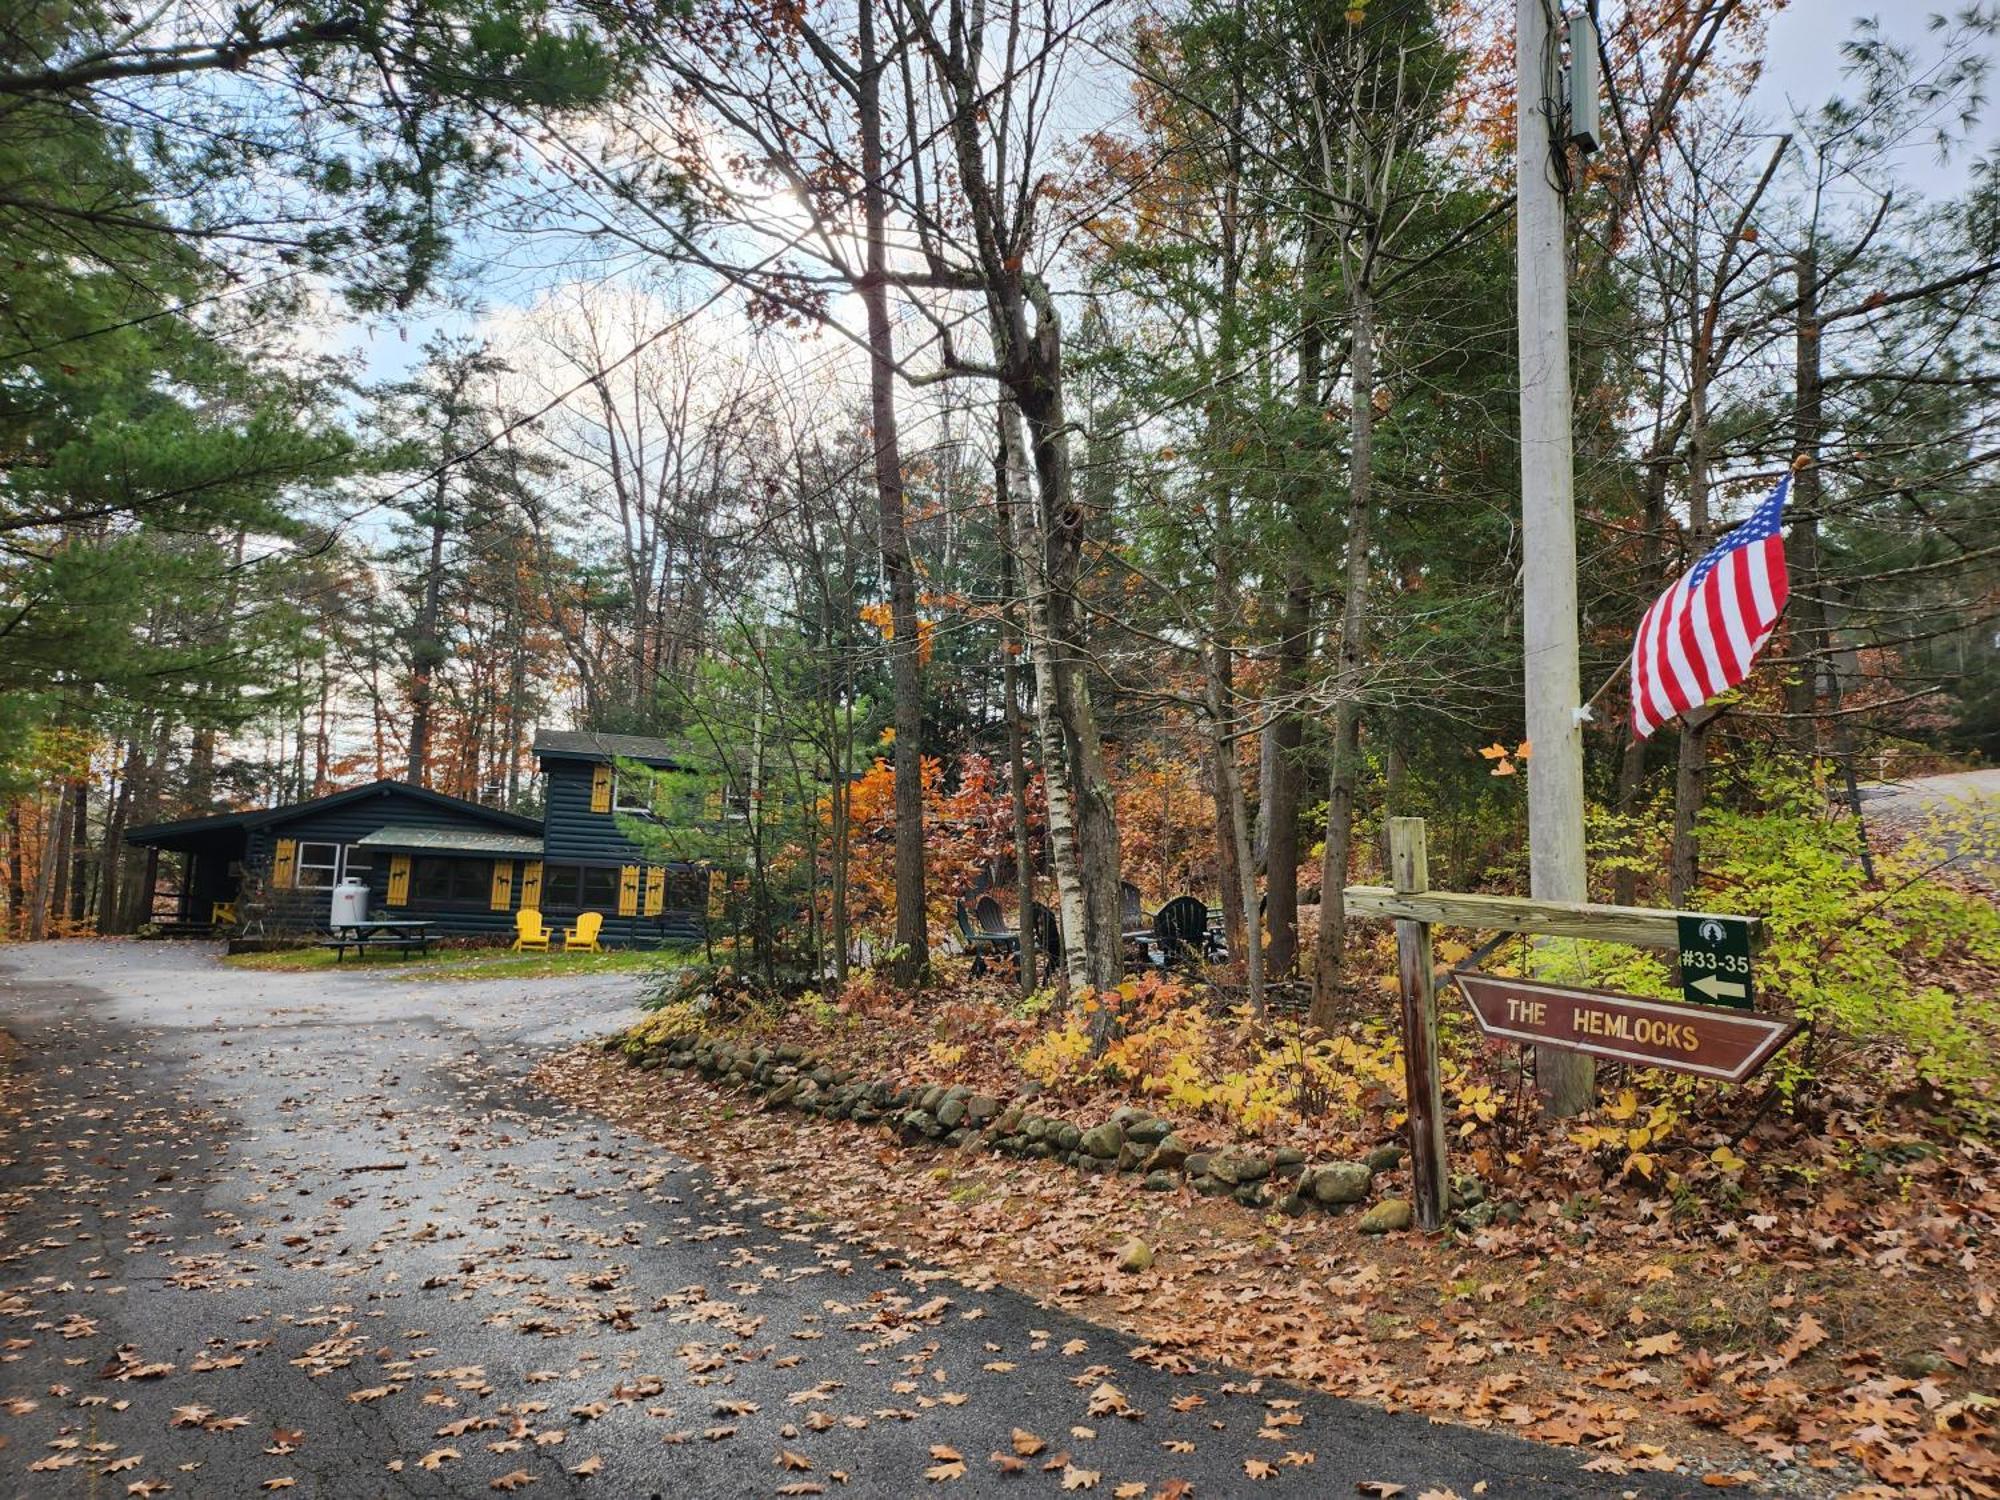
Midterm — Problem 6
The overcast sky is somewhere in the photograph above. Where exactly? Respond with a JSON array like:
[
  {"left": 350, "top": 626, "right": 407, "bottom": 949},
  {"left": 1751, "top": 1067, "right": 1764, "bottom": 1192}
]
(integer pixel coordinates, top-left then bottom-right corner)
[{"left": 1749, "top": 0, "right": 1995, "bottom": 196}]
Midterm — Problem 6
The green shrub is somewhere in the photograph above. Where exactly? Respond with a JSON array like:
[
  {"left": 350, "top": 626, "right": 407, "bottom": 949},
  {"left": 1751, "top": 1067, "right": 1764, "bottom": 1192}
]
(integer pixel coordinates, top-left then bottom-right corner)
[{"left": 1696, "top": 757, "right": 2000, "bottom": 1114}]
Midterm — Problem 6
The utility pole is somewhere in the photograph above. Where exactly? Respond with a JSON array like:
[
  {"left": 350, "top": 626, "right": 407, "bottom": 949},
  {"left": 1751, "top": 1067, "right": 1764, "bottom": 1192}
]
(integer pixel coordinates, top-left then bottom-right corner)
[{"left": 1516, "top": 0, "right": 1594, "bottom": 1116}]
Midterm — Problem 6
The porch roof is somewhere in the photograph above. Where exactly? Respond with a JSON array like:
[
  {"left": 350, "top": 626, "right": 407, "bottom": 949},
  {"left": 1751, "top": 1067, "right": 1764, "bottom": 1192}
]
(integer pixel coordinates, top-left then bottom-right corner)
[{"left": 353, "top": 825, "right": 547, "bottom": 858}]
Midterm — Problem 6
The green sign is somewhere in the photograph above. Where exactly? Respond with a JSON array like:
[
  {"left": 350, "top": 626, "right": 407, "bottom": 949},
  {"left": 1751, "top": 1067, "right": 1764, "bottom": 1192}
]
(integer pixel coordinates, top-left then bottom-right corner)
[{"left": 1676, "top": 914, "right": 1754, "bottom": 1009}]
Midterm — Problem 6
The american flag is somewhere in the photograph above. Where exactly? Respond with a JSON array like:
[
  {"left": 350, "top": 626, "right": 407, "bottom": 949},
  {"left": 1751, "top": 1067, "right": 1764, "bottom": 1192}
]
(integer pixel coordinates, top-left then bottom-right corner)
[{"left": 1630, "top": 473, "right": 1792, "bottom": 740}]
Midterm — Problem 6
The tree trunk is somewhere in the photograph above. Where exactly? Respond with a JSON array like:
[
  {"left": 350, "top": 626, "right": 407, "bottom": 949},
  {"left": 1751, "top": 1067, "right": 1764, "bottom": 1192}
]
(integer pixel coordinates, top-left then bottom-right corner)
[
  {"left": 1311, "top": 285, "right": 1377, "bottom": 1027},
  {"left": 1020, "top": 371, "right": 1122, "bottom": 996},
  {"left": 1263, "top": 574, "right": 1309, "bottom": 978},
  {"left": 1001, "top": 397, "right": 1090, "bottom": 991},
  {"left": 101, "top": 745, "right": 136, "bottom": 932},
  {"left": 996, "top": 406, "right": 1038, "bottom": 993},
  {"left": 5, "top": 802, "right": 24, "bottom": 938},
  {"left": 856, "top": 0, "right": 927, "bottom": 984},
  {"left": 67, "top": 776, "right": 89, "bottom": 924},
  {"left": 29, "top": 782, "right": 66, "bottom": 940},
  {"left": 1205, "top": 651, "right": 1263, "bottom": 1012},
  {"left": 1613, "top": 454, "right": 1669, "bottom": 905},
  {"left": 406, "top": 470, "right": 449, "bottom": 785},
  {"left": 1669, "top": 302, "right": 1715, "bottom": 904},
  {"left": 1786, "top": 247, "right": 1826, "bottom": 735},
  {"left": 1210, "top": 752, "right": 1245, "bottom": 964}
]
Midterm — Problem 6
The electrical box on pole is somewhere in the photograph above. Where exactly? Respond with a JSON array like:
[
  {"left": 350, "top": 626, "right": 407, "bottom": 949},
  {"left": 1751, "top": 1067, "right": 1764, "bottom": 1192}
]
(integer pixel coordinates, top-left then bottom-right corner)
[{"left": 1566, "top": 12, "right": 1602, "bottom": 154}]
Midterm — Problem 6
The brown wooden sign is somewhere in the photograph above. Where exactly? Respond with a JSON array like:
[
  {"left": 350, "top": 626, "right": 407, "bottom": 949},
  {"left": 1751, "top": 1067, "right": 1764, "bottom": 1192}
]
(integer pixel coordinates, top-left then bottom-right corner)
[{"left": 1453, "top": 971, "right": 1799, "bottom": 1084}]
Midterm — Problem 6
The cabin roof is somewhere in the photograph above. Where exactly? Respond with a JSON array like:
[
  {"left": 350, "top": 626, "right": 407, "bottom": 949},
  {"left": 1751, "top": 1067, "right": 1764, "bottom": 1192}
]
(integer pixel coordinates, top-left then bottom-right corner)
[
  {"left": 532, "top": 729, "right": 683, "bottom": 767},
  {"left": 126, "top": 779, "right": 541, "bottom": 849}
]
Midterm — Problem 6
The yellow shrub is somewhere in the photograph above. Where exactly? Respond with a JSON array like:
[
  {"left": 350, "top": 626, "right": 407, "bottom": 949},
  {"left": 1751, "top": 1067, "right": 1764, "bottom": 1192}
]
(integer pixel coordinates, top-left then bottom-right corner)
[{"left": 1018, "top": 1017, "right": 1093, "bottom": 1084}]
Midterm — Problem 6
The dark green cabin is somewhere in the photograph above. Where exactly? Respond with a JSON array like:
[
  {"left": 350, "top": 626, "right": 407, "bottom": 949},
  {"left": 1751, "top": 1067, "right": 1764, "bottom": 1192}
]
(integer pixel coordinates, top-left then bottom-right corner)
[{"left": 125, "top": 731, "right": 708, "bottom": 947}]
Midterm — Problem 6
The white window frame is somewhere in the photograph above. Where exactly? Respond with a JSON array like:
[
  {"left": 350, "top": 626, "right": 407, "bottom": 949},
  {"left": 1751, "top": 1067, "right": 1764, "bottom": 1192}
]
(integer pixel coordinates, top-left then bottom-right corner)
[
  {"left": 294, "top": 841, "right": 340, "bottom": 888},
  {"left": 613, "top": 771, "right": 655, "bottom": 818},
  {"left": 293, "top": 841, "right": 371, "bottom": 887}
]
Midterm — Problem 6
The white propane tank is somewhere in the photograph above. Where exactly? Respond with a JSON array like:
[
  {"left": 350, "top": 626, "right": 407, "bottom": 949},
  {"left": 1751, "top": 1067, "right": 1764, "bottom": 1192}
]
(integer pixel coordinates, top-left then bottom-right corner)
[{"left": 331, "top": 877, "right": 369, "bottom": 928}]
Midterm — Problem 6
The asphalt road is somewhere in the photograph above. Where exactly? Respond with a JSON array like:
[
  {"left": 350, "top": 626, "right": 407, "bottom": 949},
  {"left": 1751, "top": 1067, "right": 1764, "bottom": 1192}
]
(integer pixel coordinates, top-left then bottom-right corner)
[
  {"left": 0, "top": 942, "right": 1699, "bottom": 1499},
  {"left": 1856, "top": 766, "right": 2000, "bottom": 875}
]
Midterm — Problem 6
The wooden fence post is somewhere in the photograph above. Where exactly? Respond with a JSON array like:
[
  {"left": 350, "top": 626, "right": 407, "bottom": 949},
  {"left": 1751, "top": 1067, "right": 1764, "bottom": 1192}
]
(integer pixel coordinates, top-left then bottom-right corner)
[{"left": 1389, "top": 817, "right": 1448, "bottom": 1231}]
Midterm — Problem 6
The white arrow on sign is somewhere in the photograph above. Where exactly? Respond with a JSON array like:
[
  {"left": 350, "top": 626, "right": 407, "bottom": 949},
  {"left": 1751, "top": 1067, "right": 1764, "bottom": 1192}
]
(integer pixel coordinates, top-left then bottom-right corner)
[{"left": 1689, "top": 973, "right": 1747, "bottom": 1002}]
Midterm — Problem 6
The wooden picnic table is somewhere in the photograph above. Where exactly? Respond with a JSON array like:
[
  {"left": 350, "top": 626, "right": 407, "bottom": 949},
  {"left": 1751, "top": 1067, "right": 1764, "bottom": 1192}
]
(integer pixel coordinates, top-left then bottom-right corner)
[{"left": 321, "top": 918, "right": 437, "bottom": 962}]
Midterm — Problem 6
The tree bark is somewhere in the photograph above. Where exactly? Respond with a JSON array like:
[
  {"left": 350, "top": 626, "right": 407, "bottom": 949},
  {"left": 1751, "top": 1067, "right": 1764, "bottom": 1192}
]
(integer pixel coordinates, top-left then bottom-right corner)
[
  {"left": 1311, "top": 286, "right": 1376, "bottom": 1028},
  {"left": 406, "top": 468, "right": 449, "bottom": 785},
  {"left": 29, "top": 782, "right": 66, "bottom": 940},
  {"left": 5, "top": 801, "right": 24, "bottom": 937},
  {"left": 100, "top": 739, "right": 138, "bottom": 933},
  {"left": 1263, "top": 573, "right": 1309, "bottom": 978},
  {"left": 996, "top": 406, "right": 1038, "bottom": 992},
  {"left": 67, "top": 776, "right": 89, "bottom": 924},
  {"left": 857, "top": 0, "right": 927, "bottom": 984},
  {"left": 1205, "top": 651, "right": 1262, "bottom": 1011},
  {"left": 1001, "top": 396, "right": 1090, "bottom": 990},
  {"left": 1786, "top": 247, "right": 1827, "bottom": 733},
  {"left": 1613, "top": 453, "right": 1669, "bottom": 906},
  {"left": 1669, "top": 295, "right": 1715, "bottom": 906}
]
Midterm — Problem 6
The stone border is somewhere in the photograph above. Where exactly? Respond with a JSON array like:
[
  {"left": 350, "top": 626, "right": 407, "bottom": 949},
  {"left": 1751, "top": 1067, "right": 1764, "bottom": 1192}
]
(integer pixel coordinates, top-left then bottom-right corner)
[{"left": 607, "top": 1029, "right": 1502, "bottom": 1235}]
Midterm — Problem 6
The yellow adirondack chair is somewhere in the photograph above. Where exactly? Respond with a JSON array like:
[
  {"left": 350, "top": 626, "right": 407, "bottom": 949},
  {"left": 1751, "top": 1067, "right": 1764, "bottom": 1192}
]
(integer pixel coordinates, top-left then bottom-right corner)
[
  {"left": 210, "top": 900, "right": 238, "bottom": 928},
  {"left": 513, "top": 908, "right": 551, "bottom": 952},
  {"left": 562, "top": 910, "right": 604, "bottom": 953}
]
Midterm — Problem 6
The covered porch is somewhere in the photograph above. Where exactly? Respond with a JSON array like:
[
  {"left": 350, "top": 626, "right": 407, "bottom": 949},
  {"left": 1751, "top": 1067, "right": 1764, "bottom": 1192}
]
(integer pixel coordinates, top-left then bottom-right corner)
[{"left": 122, "top": 810, "right": 256, "bottom": 932}]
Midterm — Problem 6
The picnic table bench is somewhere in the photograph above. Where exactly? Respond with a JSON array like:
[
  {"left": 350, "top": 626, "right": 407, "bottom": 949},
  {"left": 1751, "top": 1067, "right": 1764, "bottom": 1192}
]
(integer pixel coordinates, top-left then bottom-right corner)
[{"left": 319, "top": 918, "right": 437, "bottom": 962}]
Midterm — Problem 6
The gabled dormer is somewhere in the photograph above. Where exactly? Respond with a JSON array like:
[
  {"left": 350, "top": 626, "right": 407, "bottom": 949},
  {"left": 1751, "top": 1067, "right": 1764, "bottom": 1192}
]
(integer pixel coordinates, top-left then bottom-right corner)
[{"left": 532, "top": 730, "right": 683, "bottom": 864}]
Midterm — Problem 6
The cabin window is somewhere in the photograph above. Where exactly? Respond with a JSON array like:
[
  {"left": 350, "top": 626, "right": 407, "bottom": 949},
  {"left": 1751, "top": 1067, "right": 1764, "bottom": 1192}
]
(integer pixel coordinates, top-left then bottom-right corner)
[
  {"left": 581, "top": 865, "right": 622, "bottom": 909},
  {"left": 540, "top": 864, "right": 579, "bottom": 908},
  {"left": 613, "top": 772, "right": 656, "bottom": 817},
  {"left": 536, "top": 864, "right": 623, "bottom": 911},
  {"left": 292, "top": 842, "right": 371, "bottom": 888},
  {"left": 294, "top": 842, "right": 340, "bottom": 888},
  {"left": 412, "top": 857, "right": 493, "bottom": 904}
]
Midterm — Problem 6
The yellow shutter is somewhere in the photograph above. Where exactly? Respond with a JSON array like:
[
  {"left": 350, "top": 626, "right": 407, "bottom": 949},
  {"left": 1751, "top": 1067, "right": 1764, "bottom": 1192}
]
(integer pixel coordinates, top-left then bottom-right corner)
[
  {"left": 520, "top": 860, "right": 543, "bottom": 909},
  {"left": 643, "top": 866, "right": 665, "bottom": 917},
  {"left": 590, "top": 764, "right": 612, "bottom": 813},
  {"left": 271, "top": 838, "right": 296, "bottom": 889},
  {"left": 387, "top": 855, "right": 411, "bottom": 907},
  {"left": 618, "top": 864, "right": 640, "bottom": 916},
  {"left": 490, "top": 859, "right": 514, "bottom": 911},
  {"left": 703, "top": 785, "right": 723, "bottom": 821}
]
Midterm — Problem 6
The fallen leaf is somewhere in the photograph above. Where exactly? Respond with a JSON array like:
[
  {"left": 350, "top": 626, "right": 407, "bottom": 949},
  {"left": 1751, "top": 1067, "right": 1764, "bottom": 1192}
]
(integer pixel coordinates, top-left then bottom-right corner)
[{"left": 1776, "top": 1312, "right": 1826, "bottom": 1365}]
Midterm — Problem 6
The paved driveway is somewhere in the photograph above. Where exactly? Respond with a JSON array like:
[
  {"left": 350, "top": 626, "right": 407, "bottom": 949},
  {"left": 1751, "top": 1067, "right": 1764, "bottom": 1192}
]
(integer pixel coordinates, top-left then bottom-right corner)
[{"left": 0, "top": 942, "right": 1696, "bottom": 1498}]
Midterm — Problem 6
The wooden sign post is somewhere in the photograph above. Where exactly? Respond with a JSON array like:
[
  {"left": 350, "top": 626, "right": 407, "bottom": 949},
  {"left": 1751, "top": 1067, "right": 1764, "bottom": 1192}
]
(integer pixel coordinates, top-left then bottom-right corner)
[
  {"left": 1387, "top": 818, "right": 1449, "bottom": 1232},
  {"left": 1352, "top": 818, "right": 1795, "bottom": 1234}
]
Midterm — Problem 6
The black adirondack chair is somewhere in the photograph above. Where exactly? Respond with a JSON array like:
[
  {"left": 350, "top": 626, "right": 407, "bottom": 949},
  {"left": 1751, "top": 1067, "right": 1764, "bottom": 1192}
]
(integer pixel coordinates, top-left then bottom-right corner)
[
  {"left": 1030, "top": 901, "right": 1062, "bottom": 964},
  {"left": 1153, "top": 894, "right": 1211, "bottom": 966}
]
